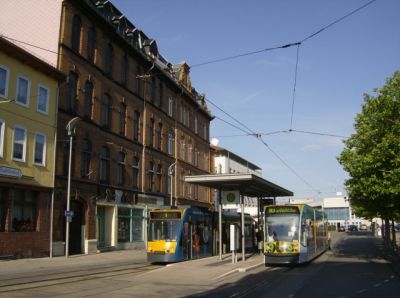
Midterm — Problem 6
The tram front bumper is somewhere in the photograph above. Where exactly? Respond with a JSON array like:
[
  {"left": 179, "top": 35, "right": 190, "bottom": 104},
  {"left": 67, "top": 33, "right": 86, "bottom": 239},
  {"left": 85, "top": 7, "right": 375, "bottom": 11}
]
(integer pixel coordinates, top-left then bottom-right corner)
[{"left": 265, "top": 253, "right": 299, "bottom": 265}]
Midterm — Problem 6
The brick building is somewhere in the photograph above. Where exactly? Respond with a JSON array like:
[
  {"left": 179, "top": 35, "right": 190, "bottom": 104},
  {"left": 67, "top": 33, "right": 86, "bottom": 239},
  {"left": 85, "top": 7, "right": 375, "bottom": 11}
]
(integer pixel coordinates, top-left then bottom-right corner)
[{"left": 0, "top": 0, "right": 213, "bottom": 255}]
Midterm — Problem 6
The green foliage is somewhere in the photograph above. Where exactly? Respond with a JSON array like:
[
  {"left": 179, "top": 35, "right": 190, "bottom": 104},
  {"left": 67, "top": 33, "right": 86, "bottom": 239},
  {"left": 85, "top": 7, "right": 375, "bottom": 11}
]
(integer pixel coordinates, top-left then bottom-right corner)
[{"left": 337, "top": 71, "right": 400, "bottom": 220}]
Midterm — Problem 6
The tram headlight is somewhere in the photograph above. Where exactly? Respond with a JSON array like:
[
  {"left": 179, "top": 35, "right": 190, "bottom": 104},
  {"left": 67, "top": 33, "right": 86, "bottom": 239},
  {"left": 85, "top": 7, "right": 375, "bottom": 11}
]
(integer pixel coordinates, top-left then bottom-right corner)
[{"left": 282, "top": 243, "right": 288, "bottom": 250}]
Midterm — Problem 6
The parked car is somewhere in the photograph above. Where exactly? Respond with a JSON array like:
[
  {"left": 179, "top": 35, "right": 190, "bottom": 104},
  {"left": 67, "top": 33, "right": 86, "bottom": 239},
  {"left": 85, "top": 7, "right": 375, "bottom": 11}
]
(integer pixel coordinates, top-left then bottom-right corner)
[
  {"left": 338, "top": 226, "right": 345, "bottom": 232},
  {"left": 360, "top": 224, "right": 368, "bottom": 231},
  {"left": 348, "top": 225, "right": 358, "bottom": 231}
]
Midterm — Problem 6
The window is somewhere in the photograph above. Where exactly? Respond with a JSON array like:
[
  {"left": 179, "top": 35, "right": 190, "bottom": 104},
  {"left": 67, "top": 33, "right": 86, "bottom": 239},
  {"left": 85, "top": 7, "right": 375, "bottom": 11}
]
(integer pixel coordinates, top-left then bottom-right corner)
[
  {"left": 179, "top": 137, "right": 185, "bottom": 160},
  {"left": 147, "top": 161, "right": 154, "bottom": 191},
  {"left": 168, "top": 96, "right": 174, "bottom": 117},
  {"left": 119, "top": 103, "right": 126, "bottom": 136},
  {"left": 33, "top": 132, "right": 46, "bottom": 166},
  {"left": 0, "top": 188, "right": 6, "bottom": 232},
  {"left": 194, "top": 116, "right": 198, "bottom": 134},
  {"left": 104, "top": 43, "right": 113, "bottom": 75},
  {"left": 178, "top": 172, "right": 184, "bottom": 195},
  {"left": 13, "top": 126, "right": 27, "bottom": 162},
  {"left": 101, "top": 94, "right": 112, "bottom": 128},
  {"left": 187, "top": 141, "right": 192, "bottom": 163},
  {"left": 156, "top": 122, "right": 162, "bottom": 150},
  {"left": 194, "top": 185, "right": 199, "bottom": 201},
  {"left": 167, "top": 131, "right": 174, "bottom": 155},
  {"left": 71, "top": 15, "right": 82, "bottom": 52},
  {"left": 83, "top": 81, "right": 93, "bottom": 118},
  {"left": 0, "top": 65, "right": 9, "bottom": 98},
  {"left": 12, "top": 189, "right": 36, "bottom": 232},
  {"left": 158, "top": 82, "right": 163, "bottom": 107},
  {"left": 0, "top": 119, "right": 4, "bottom": 158},
  {"left": 131, "top": 157, "right": 139, "bottom": 188},
  {"left": 117, "top": 152, "right": 125, "bottom": 186},
  {"left": 151, "top": 77, "right": 156, "bottom": 102},
  {"left": 136, "top": 66, "right": 142, "bottom": 96},
  {"left": 87, "top": 27, "right": 96, "bottom": 62},
  {"left": 167, "top": 173, "right": 172, "bottom": 194},
  {"left": 67, "top": 72, "right": 78, "bottom": 111},
  {"left": 118, "top": 208, "right": 144, "bottom": 242},
  {"left": 36, "top": 85, "right": 49, "bottom": 114},
  {"left": 204, "top": 124, "right": 208, "bottom": 140},
  {"left": 99, "top": 146, "right": 110, "bottom": 184},
  {"left": 156, "top": 164, "right": 162, "bottom": 192},
  {"left": 16, "top": 76, "right": 30, "bottom": 107},
  {"left": 121, "top": 55, "right": 128, "bottom": 85},
  {"left": 148, "top": 118, "right": 154, "bottom": 147},
  {"left": 194, "top": 145, "right": 199, "bottom": 166},
  {"left": 133, "top": 110, "right": 140, "bottom": 141},
  {"left": 80, "top": 139, "right": 91, "bottom": 178}
]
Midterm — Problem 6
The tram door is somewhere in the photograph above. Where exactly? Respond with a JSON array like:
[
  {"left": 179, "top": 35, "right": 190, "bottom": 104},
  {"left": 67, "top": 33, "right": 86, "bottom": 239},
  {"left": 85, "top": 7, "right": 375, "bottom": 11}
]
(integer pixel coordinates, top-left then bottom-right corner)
[{"left": 182, "top": 222, "right": 191, "bottom": 260}]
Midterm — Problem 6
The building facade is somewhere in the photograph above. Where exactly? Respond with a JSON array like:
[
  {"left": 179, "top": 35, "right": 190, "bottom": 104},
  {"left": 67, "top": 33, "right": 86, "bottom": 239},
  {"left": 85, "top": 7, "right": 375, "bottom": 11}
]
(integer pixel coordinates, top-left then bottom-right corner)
[
  {"left": 0, "top": 37, "right": 64, "bottom": 258},
  {"left": 0, "top": 0, "right": 213, "bottom": 255},
  {"left": 211, "top": 145, "right": 262, "bottom": 217}
]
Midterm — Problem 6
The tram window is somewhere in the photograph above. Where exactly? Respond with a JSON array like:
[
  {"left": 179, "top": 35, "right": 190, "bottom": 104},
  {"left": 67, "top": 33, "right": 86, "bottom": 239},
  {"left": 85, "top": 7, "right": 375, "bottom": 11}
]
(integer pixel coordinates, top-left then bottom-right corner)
[
  {"left": 266, "top": 215, "right": 299, "bottom": 242},
  {"left": 148, "top": 220, "right": 179, "bottom": 241}
]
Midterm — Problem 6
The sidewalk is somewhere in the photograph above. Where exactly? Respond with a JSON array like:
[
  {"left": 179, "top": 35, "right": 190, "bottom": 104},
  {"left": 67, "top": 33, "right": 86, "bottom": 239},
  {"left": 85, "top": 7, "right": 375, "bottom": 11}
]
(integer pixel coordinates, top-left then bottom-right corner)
[{"left": 0, "top": 249, "right": 264, "bottom": 283}]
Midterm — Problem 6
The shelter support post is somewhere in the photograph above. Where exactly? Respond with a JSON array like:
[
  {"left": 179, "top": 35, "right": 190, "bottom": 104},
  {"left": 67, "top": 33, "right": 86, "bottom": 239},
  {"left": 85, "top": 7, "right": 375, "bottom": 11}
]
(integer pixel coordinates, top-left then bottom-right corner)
[
  {"left": 218, "top": 189, "right": 222, "bottom": 261},
  {"left": 241, "top": 194, "right": 245, "bottom": 262}
]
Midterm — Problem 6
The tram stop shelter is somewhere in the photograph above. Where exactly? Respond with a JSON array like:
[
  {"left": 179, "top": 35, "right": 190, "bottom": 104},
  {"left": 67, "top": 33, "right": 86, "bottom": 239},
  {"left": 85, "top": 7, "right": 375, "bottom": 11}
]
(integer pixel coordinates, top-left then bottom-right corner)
[{"left": 185, "top": 173, "right": 293, "bottom": 262}]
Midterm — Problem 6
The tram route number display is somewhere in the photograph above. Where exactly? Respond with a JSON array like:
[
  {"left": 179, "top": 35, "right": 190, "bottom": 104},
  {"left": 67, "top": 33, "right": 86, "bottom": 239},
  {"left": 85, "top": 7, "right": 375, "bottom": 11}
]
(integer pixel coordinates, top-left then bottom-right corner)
[
  {"left": 266, "top": 206, "right": 299, "bottom": 215},
  {"left": 150, "top": 211, "right": 182, "bottom": 219}
]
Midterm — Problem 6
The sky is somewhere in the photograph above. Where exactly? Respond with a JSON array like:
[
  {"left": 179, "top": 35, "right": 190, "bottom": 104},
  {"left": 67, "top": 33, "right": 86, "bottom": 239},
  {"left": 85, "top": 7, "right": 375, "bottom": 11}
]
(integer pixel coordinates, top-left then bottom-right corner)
[{"left": 112, "top": 0, "right": 400, "bottom": 200}]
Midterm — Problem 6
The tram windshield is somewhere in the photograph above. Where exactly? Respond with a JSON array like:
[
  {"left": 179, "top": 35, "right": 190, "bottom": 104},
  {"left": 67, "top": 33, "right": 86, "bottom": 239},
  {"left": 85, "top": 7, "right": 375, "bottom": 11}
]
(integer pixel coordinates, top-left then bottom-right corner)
[
  {"left": 148, "top": 220, "right": 180, "bottom": 241},
  {"left": 266, "top": 214, "right": 299, "bottom": 242}
]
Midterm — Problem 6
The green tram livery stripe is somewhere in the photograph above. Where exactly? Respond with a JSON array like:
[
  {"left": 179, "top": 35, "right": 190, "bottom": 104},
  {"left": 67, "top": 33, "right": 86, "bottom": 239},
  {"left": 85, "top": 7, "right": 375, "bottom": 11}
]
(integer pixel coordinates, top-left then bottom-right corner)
[
  {"left": 266, "top": 206, "right": 299, "bottom": 215},
  {"left": 150, "top": 211, "right": 182, "bottom": 219}
]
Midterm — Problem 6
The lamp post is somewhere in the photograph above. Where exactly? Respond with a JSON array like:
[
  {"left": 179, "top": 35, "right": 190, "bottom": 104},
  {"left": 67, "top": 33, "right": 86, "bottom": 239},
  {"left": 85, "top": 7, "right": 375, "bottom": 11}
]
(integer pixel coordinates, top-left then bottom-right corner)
[
  {"left": 65, "top": 117, "right": 81, "bottom": 258},
  {"left": 168, "top": 162, "right": 176, "bottom": 206}
]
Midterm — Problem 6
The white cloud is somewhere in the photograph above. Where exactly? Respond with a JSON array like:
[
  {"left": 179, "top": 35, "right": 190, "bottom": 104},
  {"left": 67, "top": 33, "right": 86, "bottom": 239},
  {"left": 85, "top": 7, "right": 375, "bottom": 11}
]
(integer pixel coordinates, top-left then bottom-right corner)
[{"left": 301, "top": 144, "right": 321, "bottom": 152}]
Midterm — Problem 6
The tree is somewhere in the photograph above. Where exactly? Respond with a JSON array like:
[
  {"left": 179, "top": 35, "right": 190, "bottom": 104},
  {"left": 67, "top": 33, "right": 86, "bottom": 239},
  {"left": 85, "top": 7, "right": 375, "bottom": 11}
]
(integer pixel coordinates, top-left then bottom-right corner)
[{"left": 337, "top": 71, "right": 400, "bottom": 243}]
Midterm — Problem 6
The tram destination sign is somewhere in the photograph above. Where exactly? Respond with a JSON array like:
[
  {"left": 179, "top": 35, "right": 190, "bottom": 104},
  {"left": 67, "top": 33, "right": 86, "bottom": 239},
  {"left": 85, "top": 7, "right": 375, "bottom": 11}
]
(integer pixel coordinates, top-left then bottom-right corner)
[
  {"left": 266, "top": 206, "right": 299, "bottom": 215},
  {"left": 150, "top": 211, "right": 181, "bottom": 219}
]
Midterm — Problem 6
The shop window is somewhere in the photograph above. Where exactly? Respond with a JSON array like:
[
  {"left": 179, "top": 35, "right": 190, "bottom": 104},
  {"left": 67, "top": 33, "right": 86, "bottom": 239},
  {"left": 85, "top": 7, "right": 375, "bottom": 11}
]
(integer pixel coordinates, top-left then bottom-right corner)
[
  {"left": 0, "top": 188, "right": 6, "bottom": 232},
  {"left": 118, "top": 207, "right": 144, "bottom": 242},
  {"left": 12, "top": 189, "right": 36, "bottom": 232}
]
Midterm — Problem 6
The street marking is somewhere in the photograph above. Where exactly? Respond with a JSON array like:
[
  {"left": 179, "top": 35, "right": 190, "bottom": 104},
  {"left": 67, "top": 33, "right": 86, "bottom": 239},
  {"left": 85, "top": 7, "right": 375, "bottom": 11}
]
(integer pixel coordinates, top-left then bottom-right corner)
[
  {"left": 357, "top": 289, "right": 367, "bottom": 294},
  {"left": 373, "top": 283, "right": 381, "bottom": 287}
]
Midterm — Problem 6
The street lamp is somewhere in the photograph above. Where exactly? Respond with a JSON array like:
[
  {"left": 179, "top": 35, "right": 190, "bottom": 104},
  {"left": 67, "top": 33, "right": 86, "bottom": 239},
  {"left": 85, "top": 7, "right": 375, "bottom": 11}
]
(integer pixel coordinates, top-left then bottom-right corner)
[
  {"left": 65, "top": 117, "right": 81, "bottom": 258},
  {"left": 168, "top": 162, "right": 176, "bottom": 206}
]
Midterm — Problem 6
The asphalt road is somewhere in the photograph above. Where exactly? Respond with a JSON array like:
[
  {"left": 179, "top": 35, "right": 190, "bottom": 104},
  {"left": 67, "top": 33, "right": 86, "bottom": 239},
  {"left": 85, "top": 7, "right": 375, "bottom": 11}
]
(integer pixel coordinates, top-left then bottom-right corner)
[{"left": 189, "top": 231, "right": 400, "bottom": 298}]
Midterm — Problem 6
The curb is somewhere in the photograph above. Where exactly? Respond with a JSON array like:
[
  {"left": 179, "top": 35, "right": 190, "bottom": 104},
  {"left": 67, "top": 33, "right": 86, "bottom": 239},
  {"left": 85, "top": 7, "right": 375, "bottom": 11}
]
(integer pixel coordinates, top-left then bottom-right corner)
[{"left": 215, "top": 261, "right": 264, "bottom": 279}]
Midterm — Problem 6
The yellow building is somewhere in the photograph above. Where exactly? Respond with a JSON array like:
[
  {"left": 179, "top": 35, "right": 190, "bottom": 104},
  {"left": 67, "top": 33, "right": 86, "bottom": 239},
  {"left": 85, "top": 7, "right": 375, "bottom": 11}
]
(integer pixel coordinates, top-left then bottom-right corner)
[{"left": 0, "top": 37, "right": 65, "bottom": 258}]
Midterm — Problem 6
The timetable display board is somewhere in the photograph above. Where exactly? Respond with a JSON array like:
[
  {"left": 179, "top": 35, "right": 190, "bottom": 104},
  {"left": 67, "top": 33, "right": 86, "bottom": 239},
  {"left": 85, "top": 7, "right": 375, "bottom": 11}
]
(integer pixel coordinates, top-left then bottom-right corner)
[{"left": 266, "top": 206, "right": 299, "bottom": 215}]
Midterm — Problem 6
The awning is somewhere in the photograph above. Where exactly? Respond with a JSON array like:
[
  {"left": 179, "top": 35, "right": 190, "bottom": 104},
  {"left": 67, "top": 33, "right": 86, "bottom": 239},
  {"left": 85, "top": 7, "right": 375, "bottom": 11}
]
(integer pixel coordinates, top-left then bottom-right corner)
[{"left": 184, "top": 173, "right": 293, "bottom": 197}]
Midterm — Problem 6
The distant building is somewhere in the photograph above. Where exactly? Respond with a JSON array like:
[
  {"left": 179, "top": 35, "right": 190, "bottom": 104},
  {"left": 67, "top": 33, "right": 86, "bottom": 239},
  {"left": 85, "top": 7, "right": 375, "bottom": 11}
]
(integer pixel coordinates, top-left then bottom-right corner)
[
  {"left": 211, "top": 145, "right": 264, "bottom": 217},
  {"left": 0, "top": 37, "right": 64, "bottom": 258},
  {"left": 289, "top": 196, "right": 369, "bottom": 229}
]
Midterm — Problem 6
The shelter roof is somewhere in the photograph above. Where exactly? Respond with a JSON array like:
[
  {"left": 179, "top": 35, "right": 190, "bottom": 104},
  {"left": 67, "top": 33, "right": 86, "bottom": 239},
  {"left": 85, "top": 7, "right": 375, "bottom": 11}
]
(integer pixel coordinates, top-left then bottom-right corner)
[{"left": 185, "top": 173, "right": 293, "bottom": 197}]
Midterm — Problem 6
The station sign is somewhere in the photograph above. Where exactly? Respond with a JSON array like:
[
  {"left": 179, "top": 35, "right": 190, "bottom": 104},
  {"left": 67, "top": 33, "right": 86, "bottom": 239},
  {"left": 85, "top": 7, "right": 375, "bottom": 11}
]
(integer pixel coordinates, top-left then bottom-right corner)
[{"left": 221, "top": 190, "right": 240, "bottom": 205}]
